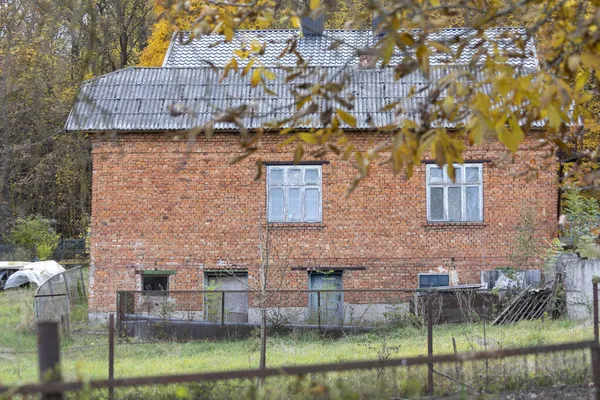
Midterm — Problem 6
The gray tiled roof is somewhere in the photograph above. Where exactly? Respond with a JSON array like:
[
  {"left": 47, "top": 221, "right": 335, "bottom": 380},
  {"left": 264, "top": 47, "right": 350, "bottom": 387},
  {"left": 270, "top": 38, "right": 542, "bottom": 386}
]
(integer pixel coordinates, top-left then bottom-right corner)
[
  {"left": 66, "top": 28, "right": 539, "bottom": 132},
  {"left": 163, "top": 28, "right": 539, "bottom": 69}
]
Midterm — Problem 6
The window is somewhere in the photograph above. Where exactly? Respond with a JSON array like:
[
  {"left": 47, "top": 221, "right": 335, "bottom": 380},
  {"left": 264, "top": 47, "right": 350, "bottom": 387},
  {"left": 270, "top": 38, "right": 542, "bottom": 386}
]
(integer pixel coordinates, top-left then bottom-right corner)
[
  {"left": 267, "top": 165, "right": 322, "bottom": 222},
  {"left": 418, "top": 273, "right": 450, "bottom": 288},
  {"left": 426, "top": 163, "right": 483, "bottom": 222},
  {"left": 142, "top": 274, "right": 169, "bottom": 292}
]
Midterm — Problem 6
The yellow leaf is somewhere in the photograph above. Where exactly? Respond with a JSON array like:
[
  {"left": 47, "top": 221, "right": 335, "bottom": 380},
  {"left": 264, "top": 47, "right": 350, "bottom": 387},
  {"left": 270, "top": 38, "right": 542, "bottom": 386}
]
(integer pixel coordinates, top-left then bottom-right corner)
[
  {"left": 442, "top": 96, "right": 454, "bottom": 116},
  {"left": 310, "top": 0, "right": 320, "bottom": 11},
  {"left": 251, "top": 69, "right": 261, "bottom": 87},
  {"left": 234, "top": 50, "right": 250, "bottom": 59},
  {"left": 242, "top": 58, "right": 255, "bottom": 77},
  {"left": 224, "top": 26, "right": 234, "bottom": 42},
  {"left": 467, "top": 116, "right": 484, "bottom": 145},
  {"left": 399, "top": 33, "right": 415, "bottom": 46},
  {"left": 291, "top": 16, "right": 301, "bottom": 29},
  {"left": 250, "top": 40, "right": 261, "bottom": 53},
  {"left": 430, "top": 41, "right": 451, "bottom": 54},
  {"left": 298, "top": 132, "right": 319, "bottom": 144},
  {"left": 576, "top": 69, "right": 590, "bottom": 92},
  {"left": 294, "top": 144, "right": 304, "bottom": 163},
  {"left": 262, "top": 68, "right": 276, "bottom": 81},
  {"left": 416, "top": 45, "right": 430, "bottom": 76},
  {"left": 336, "top": 109, "right": 357, "bottom": 127},
  {"left": 508, "top": 115, "right": 524, "bottom": 146}
]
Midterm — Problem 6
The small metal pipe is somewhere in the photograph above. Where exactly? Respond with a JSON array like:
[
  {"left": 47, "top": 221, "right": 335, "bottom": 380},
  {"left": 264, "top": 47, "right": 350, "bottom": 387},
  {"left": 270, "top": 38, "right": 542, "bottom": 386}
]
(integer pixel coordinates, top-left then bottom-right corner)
[
  {"left": 593, "top": 282, "right": 599, "bottom": 343},
  {"left": 108, "top": 314, "right": 115, "bottom": 400},
  {"left": 317, "top": 291, "right": 321, "bottom": 331},
  {"left": 221, "top": 292, "right": 225, "bottom": 326},
  {"left": 427, "top": 296, "right": 434, "bottom": 395}
]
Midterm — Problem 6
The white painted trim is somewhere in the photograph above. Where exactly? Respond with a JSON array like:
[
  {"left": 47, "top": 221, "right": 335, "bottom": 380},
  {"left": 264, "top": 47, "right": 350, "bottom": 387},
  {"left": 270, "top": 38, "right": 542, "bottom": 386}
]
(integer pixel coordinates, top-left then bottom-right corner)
[
  {"left": 267, "top": 165, "right": 322, "bottom": 222},
  {"left": 426, "top": 163, "right": 483, "bottom": 222},
  {"left": 162, "top": 32, "right": 178, "bottom": 67}
]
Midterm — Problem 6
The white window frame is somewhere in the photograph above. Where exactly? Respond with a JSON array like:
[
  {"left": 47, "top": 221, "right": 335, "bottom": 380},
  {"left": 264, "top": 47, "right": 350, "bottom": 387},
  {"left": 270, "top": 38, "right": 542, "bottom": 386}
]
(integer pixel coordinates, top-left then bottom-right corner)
[
  {"left": 266, "top": 165, "right": 322, "bottom": 223},
  {"left": 426, "top": 163, "right": 484, "bottom": 222}
]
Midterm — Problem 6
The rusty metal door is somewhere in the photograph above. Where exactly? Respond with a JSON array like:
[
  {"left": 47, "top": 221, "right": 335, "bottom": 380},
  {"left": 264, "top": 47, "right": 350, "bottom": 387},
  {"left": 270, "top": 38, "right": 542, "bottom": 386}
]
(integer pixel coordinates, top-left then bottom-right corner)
[{"left": 205, "top": 274, "right": 248, "bottom": 323}]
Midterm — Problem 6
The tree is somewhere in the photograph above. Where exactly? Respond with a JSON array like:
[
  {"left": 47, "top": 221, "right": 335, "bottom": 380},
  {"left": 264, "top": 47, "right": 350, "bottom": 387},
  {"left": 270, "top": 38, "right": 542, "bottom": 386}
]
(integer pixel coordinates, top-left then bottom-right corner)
[
  {"left": 149, "top": 0, "right": 600, "bottom": 196},
  {"left": 0, "top": 0, "right": 155, "bottom": 237},
  {"left": 139, "top": 0, "right": 271, "bottom": 66}
]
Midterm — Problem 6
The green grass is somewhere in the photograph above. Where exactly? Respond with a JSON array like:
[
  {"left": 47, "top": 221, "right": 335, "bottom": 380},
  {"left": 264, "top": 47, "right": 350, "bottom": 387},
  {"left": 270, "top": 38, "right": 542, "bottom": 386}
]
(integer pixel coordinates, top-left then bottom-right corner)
[{"left": 0, "top": 288, "right": 595, "bottom": 398}]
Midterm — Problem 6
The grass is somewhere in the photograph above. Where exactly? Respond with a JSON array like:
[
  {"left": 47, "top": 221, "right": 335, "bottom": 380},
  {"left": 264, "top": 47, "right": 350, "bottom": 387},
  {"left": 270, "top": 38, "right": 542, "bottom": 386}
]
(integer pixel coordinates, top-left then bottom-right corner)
[{"left": 0, "top": 287, "right": 595, "bottom": 398}]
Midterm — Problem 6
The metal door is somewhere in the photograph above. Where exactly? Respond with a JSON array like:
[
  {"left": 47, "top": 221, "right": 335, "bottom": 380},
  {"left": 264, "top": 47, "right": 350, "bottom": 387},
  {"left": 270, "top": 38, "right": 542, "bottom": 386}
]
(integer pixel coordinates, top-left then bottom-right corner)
[
  {"left": 309, "top": 273, "right": 343, "bottom": 326},
  {"left": 205, "top": 274, "right": 249, "bottom": 323}
]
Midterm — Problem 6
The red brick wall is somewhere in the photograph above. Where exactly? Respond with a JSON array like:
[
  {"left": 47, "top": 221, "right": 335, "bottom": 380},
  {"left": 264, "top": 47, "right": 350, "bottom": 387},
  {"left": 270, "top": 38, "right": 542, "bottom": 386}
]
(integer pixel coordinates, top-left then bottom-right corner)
[{"left": 89, "top": 132, "right": 557, "bottom": 312}]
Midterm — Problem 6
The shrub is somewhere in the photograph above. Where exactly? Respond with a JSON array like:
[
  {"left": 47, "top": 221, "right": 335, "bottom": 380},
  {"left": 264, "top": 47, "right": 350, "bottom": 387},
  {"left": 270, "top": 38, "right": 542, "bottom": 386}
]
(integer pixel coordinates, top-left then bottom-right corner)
[
  {"left": 562, "top": 189, "right": 600, "bottom": 246},
  {"left": 7, "top": 216, "right": 60, "bottom": 260}
]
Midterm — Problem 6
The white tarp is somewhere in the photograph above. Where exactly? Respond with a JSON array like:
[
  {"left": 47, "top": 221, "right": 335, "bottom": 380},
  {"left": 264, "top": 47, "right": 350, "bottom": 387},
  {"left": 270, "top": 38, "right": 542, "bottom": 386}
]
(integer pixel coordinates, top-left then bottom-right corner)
[{"left": 3, "top": 261, "right": 65, "bottom": 289}]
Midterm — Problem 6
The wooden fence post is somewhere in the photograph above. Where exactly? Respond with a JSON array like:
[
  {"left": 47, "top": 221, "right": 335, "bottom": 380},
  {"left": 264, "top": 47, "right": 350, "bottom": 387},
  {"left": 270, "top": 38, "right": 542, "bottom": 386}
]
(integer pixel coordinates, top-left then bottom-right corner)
[
  {"left": 109, "top": 313, "right": 115, "bottom": 400},
  {"left": 37, "top": 321, "right": 63, "bottom": 400},
  {"left": 427, "top": 295, "right": 434, "bottom": 395},
  {"left": 591, "top": 344, "right": 600, "bottom": 400}
]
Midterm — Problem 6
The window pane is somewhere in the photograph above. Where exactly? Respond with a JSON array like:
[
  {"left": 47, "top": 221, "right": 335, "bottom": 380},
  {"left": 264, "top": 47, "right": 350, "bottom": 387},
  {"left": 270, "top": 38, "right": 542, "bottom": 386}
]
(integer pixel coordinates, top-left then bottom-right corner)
[
  {"left": 448, "top": 187, "right": 462, "bottom": 220},
  {"left": 288, "top": 169, "right": 302, "bottom": 185},
  {"left": 269, "top": 169, "right": 283, "bottom": 185},
  {"left": 305, "top": 188, "right": 320, "bottom": 221},
  {"left": 466, "top": 186, "right": 481, "bottom": 221},
  {"left": 430, "top": 187, "right": 444, "bottom": 220},
  {"left": 429, "top": 166, "right": 443, "bottom": 183},
  {"left": 448, "top": 166, "right": 461, "bottom": 183},
  {"left": 305, "top": 169, "right": 319, "bottom": 185},
  {"left": 287, "top": 188, "right": 301, "bottom": 221},
  {"left": 269, "top": 188, "right": 284, "bottom": 221},
  {"left": 466, "top": 167, "right": 480, "bottom": 183}
]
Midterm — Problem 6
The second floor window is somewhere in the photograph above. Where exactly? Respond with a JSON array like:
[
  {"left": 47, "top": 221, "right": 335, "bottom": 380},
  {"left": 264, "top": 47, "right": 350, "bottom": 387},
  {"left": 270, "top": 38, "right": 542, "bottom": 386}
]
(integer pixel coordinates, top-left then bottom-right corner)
[
  {"left": 426, "top": 163, "right": 483, "bottom": 222},
  {"left": 267, "top": 165, "right": 322, "bottom": 222}
]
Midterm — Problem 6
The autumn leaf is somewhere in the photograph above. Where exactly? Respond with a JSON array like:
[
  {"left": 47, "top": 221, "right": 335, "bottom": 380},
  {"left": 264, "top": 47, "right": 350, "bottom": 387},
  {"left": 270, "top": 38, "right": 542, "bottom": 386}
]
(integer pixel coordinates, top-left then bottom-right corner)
[
  {"left": 336, "top": 109, "right": 357, "bottom": 127},
  {"left": 250, "top": 69, "right": 261, "bottom": 87}
]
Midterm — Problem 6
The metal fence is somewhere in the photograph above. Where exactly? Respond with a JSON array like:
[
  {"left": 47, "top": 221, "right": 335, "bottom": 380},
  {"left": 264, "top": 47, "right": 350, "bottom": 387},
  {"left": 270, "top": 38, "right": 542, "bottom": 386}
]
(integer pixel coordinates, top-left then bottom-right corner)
[
  {"left": 52, "top": 238, "right": 88, "bottom": 261},
  {"left": 0, "top": 243, "right": 35, "bottom": 261},
  {"left": 116, "top": 286, "right": 495, "bottom": 338},
  {"left": 1, "top": 320, "right": 598, "bottom": 400},
  {"left": 34, "top": 266, "right": 87, "bottom": 332}
]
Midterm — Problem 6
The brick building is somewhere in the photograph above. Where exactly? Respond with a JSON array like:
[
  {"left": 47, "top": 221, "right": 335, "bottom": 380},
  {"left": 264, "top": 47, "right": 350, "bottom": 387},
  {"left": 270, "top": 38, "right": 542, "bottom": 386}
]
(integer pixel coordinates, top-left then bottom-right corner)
[{"left": 66, "top": 23, "right": 558, "bottom": 320}]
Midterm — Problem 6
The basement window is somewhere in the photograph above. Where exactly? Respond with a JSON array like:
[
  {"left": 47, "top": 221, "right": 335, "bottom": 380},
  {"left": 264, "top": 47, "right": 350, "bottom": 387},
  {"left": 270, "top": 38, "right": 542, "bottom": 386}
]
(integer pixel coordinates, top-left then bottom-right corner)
[
  {"left": 141, "top": 271, "right": 175, "bottom": 293},
  {"left": 418, "top": 273, "right": 450, "bottom": 288}
]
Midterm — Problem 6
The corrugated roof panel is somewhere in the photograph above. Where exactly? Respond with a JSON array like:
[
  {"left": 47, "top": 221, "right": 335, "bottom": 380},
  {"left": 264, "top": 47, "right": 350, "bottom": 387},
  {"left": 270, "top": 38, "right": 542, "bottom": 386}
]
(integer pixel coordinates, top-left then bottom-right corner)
[{"left": 66, "top": 27, "right": 543, "bottom": 132}]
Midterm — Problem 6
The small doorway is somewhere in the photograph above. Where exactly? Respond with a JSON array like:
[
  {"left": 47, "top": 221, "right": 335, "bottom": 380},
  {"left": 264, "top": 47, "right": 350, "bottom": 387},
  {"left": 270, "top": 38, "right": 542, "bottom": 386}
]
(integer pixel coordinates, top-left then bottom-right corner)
[
  {"left": 204, "top": 272, "right": 249, "bottom": 323},
  {"left": 309, "top": 272, "right": 343, "bottom": 326}
]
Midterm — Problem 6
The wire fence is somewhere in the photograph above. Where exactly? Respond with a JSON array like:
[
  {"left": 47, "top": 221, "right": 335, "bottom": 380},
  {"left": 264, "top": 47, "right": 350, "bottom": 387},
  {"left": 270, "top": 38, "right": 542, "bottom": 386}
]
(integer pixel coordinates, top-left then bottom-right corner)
[
  {"left": 1, "top": 280, "right": 597, "bottom": 399},
  {"left": 0, "top": 243, "right": 36, "bottom": 262},
  {"left": 52, "top": 238, "right": 88, "bottom": 261},
  {"left": 33, "top": 266, "right": 87, "bottom": 332},
  {"left": 0, "top": 320, "right": 598, "bottom": 399}
]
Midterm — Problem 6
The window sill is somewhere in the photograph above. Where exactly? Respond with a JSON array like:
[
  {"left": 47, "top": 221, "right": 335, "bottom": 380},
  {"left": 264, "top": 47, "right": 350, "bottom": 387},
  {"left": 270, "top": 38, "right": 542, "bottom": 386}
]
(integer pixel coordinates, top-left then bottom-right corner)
[
  {"left": 423, "top": 222, "right": 487, "bottom": 229},
  {"left": 268, "top": 223, "right": 325, "bottom": 230}
]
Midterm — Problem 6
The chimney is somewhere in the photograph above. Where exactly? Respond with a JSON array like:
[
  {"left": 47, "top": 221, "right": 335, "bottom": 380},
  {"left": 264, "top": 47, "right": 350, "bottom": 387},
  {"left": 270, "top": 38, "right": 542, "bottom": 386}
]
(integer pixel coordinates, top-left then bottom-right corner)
[{"left": 300, "top": 14, "right": 325, "bottom": 36}]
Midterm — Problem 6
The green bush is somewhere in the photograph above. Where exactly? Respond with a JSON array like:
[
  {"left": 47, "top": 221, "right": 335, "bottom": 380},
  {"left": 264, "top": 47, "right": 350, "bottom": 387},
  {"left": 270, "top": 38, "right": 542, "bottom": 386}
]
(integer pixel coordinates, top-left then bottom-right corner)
[
  {"left": 7, "top": 216, "right": 60, "bottom": 260},
  {"left": 563, "top": 189, "right": 600, "bottom": 245}
]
